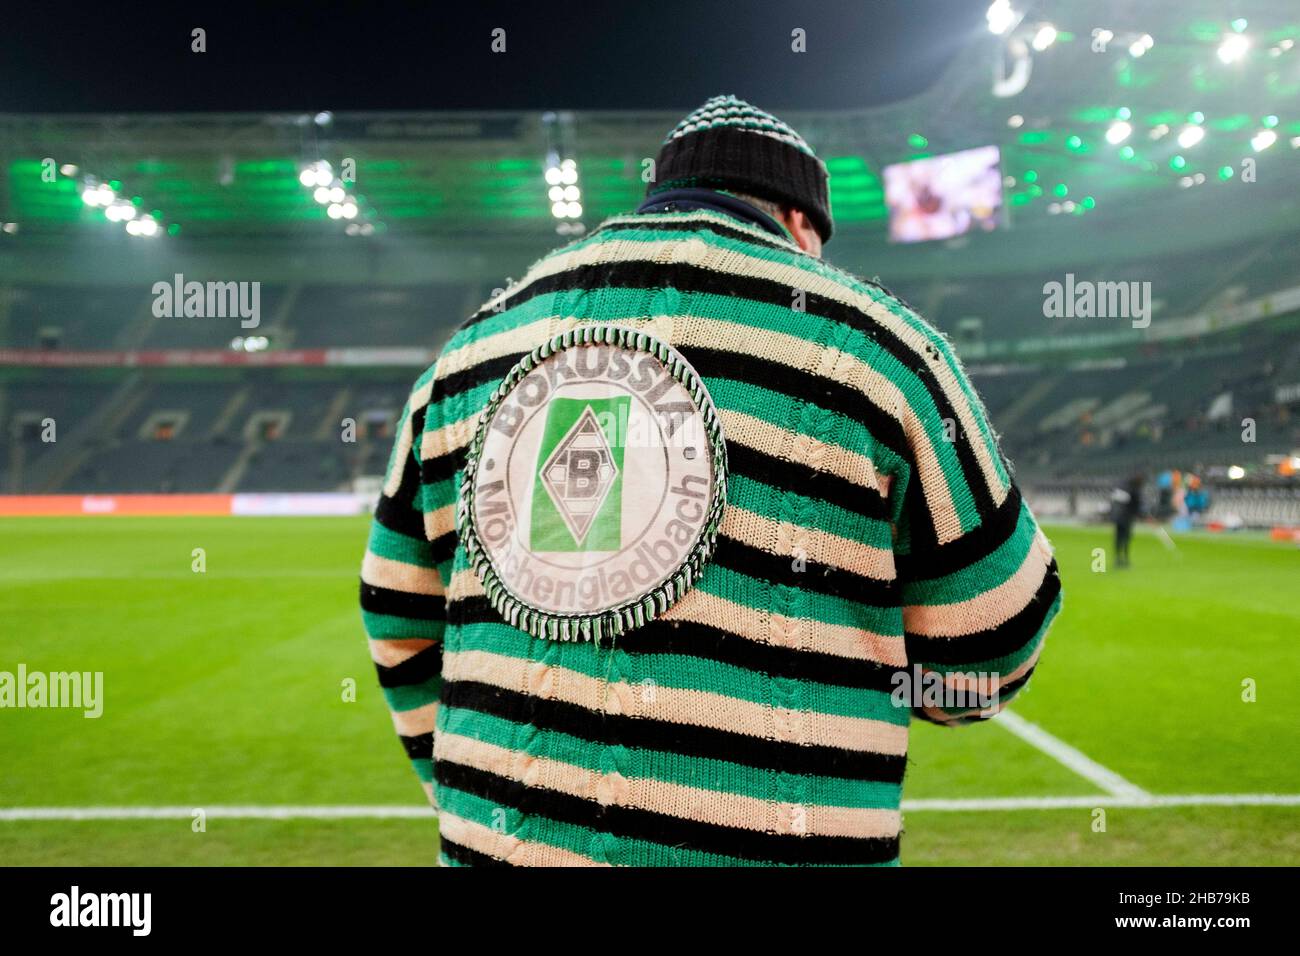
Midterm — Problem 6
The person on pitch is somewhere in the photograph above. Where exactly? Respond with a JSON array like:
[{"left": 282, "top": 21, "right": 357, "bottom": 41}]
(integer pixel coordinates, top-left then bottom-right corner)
[{"left": 360, "top": 94, "right": 1062, "bottom": 866}]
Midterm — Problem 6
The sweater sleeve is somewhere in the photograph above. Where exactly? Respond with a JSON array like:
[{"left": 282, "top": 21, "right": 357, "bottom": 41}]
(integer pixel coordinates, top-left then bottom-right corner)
[
  {"left": 890, "top": 333, "right": 1061, "bottom": 726},
  {"left": 359, "top": 374, "right": 445, "bottom": 805}
]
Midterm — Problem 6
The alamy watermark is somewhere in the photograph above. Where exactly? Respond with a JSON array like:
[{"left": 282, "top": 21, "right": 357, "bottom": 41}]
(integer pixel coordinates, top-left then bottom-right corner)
[
  {"left": 1042, "top": 273, "right": 1151, "bottom": 329},
  {"left": 50, "top": 886, "right": 150, "bottom": 936},
  {"left": 890, "top": 664, "right": 1000, "bottom": 715},
  {"left": 152, "top": 273, "right": 260, "bottom": 328},
  {"left": 0, "top": 664, "right": 103, "bottom": 718}
]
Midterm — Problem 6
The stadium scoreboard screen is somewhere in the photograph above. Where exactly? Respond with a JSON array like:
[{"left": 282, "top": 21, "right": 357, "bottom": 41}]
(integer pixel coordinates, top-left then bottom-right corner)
[{"left": 883, "top": 145, "right": 1005, "bottom": 243}]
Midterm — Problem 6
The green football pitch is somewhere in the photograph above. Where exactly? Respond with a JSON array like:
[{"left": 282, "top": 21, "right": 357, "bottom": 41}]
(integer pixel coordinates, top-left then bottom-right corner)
[{"left": 0, "top": 516, "right": 1296, "bottom": 866}]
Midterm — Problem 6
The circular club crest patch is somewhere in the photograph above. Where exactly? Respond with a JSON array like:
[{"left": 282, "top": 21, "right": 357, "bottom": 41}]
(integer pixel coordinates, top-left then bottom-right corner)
[{"left": 458, "top": 325, "right": 727, "bottom": 642}]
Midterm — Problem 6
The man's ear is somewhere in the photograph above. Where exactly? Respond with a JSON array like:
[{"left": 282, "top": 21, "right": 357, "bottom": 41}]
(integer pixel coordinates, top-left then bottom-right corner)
[{"left": 781, "top": 207, "right": 823, "bottom": 257}]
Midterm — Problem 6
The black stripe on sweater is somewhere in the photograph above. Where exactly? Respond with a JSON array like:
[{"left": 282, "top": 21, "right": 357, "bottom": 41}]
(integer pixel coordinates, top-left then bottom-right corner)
[
  {"left": 438, "top": 679, "right": 907, "bottom": 783},
  {"left": 439, "top": 836, "right": 510, "bottom": 867},
  {"left": 430, "top": 351, "right": 519, "bottom": 410},
  {"left": 373, "top": 409, "right": 429, "bottom": 539},
  {"left": 724, "top": 442, "right": 891, "bottom": 522},
  {"left": 689, "top": 346, "right": 908, "bottom": 459},
  {"left": 712, "top": 536, "right": 897, "bottom": 607},
  {"left": 359, "top": 579, "right": 446, "bottom": 621},
  {"left": 421, "top": 447, "right": 468, "bottom": 487},
  {"left": 903, "top": 560, "right": 1060, "bottom": 667},
  {"left": 429, "top": 529, "right": 458, "bottom": 566},
  {"left": 375, "top": 642, "right": 443, "bottom": 689},
  {"left": 373, "top": 491, "right": 427, "bottom": 541},
  {"left": 436, "top": 760, "right": 900, "bottom": 866},
  {"left": 897, "top": 465, "right": 939, "bottom": 555},
  {"left": 895, "top": 485, "right": 1023, "bottom": 582},
  {"left": 400, "top": 731, "right": 433, "bottom": 761},
  {"left": 448, "top": 596, "right": 903, "bottom": 694}
]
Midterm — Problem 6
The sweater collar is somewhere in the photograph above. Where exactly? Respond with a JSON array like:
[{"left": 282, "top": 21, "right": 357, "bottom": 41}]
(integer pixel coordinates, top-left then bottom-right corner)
[{"left": 634, "top": 187, "right": 793, "bottom": 242}]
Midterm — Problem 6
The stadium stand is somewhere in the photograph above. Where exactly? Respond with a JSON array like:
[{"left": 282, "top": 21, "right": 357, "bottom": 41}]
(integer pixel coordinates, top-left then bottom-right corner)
[
  {"left": 973, "top": 331, "right": 1300, "bottom": 481},
  {"left": 3, "top": 273, "right": 1299, "bottom": 526},
  {"left": 1, "top": 286, "right": 149, "bottom": 349}
]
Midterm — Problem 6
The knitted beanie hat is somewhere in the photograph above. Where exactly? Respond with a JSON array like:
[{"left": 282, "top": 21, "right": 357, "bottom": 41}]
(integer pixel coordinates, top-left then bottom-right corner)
[{"left": 649, "top": 94, "right": 833, "bottom": 242}]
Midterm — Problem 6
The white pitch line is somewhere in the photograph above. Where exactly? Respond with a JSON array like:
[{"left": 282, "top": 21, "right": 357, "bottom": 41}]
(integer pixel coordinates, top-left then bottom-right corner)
[
  {"left": 1154, "top": 525, "right": 1180, "bottom": 552},
  {"left": 994, "top": 710, "right": 1151, "bottom": 798},
  {"left": 904, "top": 794, "right": 1300, "bottom": 811},
  {"left": 0, "top": 806, "right": 431, "bottom": 821},
  {"left": 1, "top": 794, "right": 1298, "bottom": 821}
]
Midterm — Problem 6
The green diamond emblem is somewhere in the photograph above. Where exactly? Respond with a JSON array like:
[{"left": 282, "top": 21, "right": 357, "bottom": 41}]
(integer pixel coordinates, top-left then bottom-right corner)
[{"left": 535, "top": 402, "right": 623, "bottom": 548}]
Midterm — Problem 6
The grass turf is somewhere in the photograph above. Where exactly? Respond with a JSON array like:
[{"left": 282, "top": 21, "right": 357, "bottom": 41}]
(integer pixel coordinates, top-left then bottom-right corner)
[{"left": 0, "top": 516, "right": 1296, "bottom": 865}]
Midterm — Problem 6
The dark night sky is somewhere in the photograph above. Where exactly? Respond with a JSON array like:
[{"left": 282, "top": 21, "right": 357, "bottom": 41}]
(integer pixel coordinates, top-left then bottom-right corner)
[{"left": 0, "top": 0, "right": 987, "bottom": 113}]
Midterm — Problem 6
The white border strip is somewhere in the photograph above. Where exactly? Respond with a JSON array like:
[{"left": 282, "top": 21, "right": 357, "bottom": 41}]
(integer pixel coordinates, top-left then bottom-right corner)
[
  {"left": 1, "top": 794, "right": 1298, "bottom": 821},
  {"left": 995, "top": 711, "right": 1150, "bottom": 798}
]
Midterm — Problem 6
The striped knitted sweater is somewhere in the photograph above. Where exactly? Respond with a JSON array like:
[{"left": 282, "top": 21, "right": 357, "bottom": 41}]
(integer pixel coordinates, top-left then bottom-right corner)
[{"left": 359, "top": 206, "right": 1062, "bottom": 867}]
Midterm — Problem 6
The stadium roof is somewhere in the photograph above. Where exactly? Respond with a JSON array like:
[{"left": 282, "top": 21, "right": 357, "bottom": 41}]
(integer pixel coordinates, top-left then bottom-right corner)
[{"left": 1, "top": 0, "right": 1298, "bottom": 287}]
